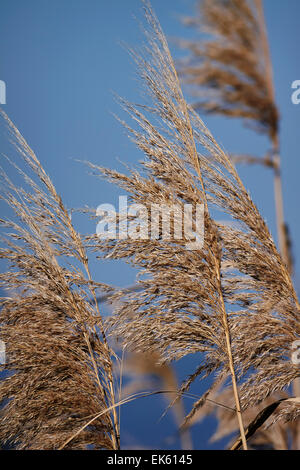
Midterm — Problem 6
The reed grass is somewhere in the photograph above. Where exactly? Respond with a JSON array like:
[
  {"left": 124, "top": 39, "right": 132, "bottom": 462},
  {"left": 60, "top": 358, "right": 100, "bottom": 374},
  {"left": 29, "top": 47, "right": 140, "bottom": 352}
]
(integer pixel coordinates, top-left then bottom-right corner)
[
  {"left": 178, "top": 0, "right": 292, "bottom": 272},
  {"left": 0, "top": 112, "right": 119, "bottom": 449},
  {"left": 177, "top": 0, "right": 299, "bottom": 447},
  {"left": 86, "top": 0, "right": 300, "bottom": 449},
  {"left": 0, "top": 0, "right": 299, "bottom": 450}
]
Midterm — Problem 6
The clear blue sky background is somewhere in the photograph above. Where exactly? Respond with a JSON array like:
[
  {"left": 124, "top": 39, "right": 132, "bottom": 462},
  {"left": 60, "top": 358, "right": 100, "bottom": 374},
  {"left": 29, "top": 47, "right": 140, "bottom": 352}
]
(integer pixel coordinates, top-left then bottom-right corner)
[{"left": 0, "top": 0, "right": 299, "bottom": 449}]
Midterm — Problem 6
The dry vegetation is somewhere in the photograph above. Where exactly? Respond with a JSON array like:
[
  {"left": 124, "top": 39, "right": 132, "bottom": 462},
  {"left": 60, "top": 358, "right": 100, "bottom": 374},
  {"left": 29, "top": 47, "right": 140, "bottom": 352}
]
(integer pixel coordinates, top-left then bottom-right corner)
[
  {"left": 177, "top": 0, "right": 300, "bottom": 448},
  {"left": 0, "top": 0, "right": 299, "bottom": 450},
  {"left": 178, "top": 0, "right": 292, "bottom": 272},
  {"left": 0, "top": 114, "right": 119, "bottom": 449}
]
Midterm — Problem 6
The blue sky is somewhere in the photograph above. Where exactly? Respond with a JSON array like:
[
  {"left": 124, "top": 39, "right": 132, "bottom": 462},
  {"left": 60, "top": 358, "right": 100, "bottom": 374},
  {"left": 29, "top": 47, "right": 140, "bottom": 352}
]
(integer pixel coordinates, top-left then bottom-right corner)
[{"left": 0, "top": 0, "right": 300, "bottom": 449}]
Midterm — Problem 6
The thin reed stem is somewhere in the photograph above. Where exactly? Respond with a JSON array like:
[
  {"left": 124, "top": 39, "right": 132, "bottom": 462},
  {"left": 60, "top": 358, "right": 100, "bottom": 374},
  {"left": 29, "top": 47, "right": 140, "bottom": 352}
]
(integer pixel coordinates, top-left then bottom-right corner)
[{"left": 255, "top": 0, "right": 290, "bottom": 271}]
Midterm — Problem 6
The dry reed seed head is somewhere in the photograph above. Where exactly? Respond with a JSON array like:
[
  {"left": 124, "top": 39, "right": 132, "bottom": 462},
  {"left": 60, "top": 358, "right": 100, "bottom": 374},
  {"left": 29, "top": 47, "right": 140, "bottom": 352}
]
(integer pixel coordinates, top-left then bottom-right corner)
[
  {"left": 178, "top": 0, "right": 279, "bottom": 139},
  {"left": 212, "top": 389, "right": 300, "bottom": 450},
  {"left": 187, "top": 379, "right": 300, "bottom": 449},
  {"left": 0, "top": 111, "right": 119, "bottom": 449},
  {"left": 120, "top": 350, "right": 193, "bottom": 449},
  {"left": 1, "top": 0, "right": 299, "bottom": 449},
  {"left": 86, "top": 1, "right": 300, "bottom": 428}
]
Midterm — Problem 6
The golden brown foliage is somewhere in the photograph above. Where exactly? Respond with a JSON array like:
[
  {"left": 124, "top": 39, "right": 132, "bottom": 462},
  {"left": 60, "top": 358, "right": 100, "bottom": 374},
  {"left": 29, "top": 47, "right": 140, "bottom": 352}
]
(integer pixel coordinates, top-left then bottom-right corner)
[
  {"left": 188, "top": 380, "right": 300, "bottom": 449},
  {"left": 178, "top": 0, "right": 278, "bottom": 139},
  {"left": 0, "top": 112, "right": 119, "bottom": 449},
  {"left": 85, "top": 1, "right": 300, "bottom": 444},
  {"left": 178, "top": 0, "right": 292, "bottom": 273},
  {"left": 0, "top": 1, "right": 299, "bottom": 449}
]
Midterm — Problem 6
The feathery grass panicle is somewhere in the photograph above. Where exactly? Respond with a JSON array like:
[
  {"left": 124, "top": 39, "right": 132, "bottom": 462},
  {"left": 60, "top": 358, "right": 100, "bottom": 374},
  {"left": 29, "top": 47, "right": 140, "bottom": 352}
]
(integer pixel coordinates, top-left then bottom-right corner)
[
  {"left": 178, "top": 0, "right": 298, "bottom": 443},
  {"left": 0, "top": 111, "right": 119, "bottom": 449},
  {"left": 177, "top": 0, "right": 278, "bottom": 139},
  {"left": 178, "top": 0, "right": 292, "bottom": 272},
  {"left": 121, "top": 350, "right": 193, "bottom": 449},
  {"left": 85, "top": 1, "right": 299, "bottom": 447},
  {"left": 188, "top": 381, "right": 300, "bottom": 449},
  {"left": 0, "top": 0, "right": 299, "bottom": 450}
]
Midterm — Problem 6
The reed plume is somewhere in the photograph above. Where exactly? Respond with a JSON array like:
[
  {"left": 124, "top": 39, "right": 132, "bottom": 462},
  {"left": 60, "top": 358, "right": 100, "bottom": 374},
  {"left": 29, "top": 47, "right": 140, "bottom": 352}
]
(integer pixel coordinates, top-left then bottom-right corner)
[
  {"left": 0, "top": 111, "right": 119, "bottom": 449},
  {"left": 0, "top": 0, "right": 299, "bottom": 450},
  {"left": 188, "top": 379, "right": 300, "bottom": 449},
  {"left": 178, "top": 0, "right": 291, "bottom": 271},
  {"left": 121, "top": 350, "right": 193, "bottom": 449},
  {"left": 85, "top": 1, "right": 300, "bottom": 448}
]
